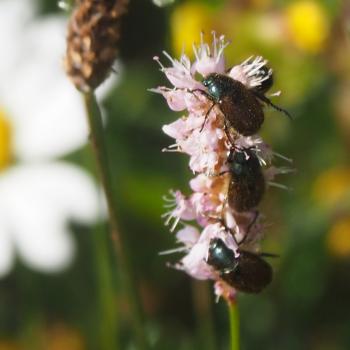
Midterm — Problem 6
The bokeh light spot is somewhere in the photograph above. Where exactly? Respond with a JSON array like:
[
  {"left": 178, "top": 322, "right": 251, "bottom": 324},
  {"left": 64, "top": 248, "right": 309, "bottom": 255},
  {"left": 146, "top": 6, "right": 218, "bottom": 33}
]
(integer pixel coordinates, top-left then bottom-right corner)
[
  {"left": 171, "top": 2, "right": 212, "bottom": 57},
  {"left": 285, "top": 0, "right": 329, "bottom": 53},
  {"left": 313, "top": 168, "right": 350, "bottom": 207},
  {"left": 327, "top": 217, "right": 350, "bottom": 257}
]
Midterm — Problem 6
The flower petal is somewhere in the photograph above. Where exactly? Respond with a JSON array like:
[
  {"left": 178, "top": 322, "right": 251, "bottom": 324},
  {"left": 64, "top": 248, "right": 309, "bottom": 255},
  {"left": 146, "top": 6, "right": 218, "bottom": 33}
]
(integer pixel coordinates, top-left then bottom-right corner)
[
  {"left": 176, "top": 225, "right": 200, "bottom": 246},
  {"left": 0, "top": 0, "right": 34, "bottom": 80},
  {"left": 15, "top": 207, "right": 74, "bottom": 272},
  {"left": 0, "top": 162, "right": 103, "bottom": 274}
]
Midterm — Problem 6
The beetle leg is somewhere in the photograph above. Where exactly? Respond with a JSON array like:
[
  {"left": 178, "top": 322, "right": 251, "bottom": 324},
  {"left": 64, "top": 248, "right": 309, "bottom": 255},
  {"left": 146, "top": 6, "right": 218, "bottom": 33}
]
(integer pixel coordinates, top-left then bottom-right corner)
[
  {"left": 207, "top": 170, "right": 230, "bottom": 177},
  {"left": 187, "top": 88, "right": 207, "bottom": 100},
  {"left": 200, "top": 102, "right": 216, "bottom": 132},
  {"left": 227, "top": 147, "right": 235, "bottom": 163},
  {"left": 238, "top": 210, "right": 260, "bottom": 246},
  {"left": 223, "top": 119, "right": 237, "bottom": 146}
]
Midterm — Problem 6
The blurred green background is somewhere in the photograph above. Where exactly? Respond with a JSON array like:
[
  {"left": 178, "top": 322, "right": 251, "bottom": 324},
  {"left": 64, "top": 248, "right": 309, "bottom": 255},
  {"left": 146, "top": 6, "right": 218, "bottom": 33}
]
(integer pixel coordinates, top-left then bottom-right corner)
[{"left": 1, "top": 0, "right": 350, "bottom": 349}]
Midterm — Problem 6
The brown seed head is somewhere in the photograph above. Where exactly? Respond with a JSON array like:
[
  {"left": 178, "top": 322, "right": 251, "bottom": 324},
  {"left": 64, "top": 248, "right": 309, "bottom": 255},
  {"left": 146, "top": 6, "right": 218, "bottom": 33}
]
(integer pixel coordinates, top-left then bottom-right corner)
[{"left": 65, "top": 0, "right": 128, "bottom": 92}]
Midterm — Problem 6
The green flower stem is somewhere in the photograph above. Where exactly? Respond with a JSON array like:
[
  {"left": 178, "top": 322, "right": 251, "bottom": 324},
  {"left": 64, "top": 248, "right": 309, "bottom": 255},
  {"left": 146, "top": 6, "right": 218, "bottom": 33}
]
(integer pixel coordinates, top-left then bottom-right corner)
[
  {"left": 228, "top": 300, "right": 240, "bottom": 350},
  {"left": 82, "top": 139, "right": 118, "bottom": 349},
  {"left": 93, "top": 224, "right": 118, "bottom": 350},
  {"left": 192, "top": 281, "right": 216, "bottom": 350},
  {"left": 83, "top": 92, "right": 148, "bottom": 350}
]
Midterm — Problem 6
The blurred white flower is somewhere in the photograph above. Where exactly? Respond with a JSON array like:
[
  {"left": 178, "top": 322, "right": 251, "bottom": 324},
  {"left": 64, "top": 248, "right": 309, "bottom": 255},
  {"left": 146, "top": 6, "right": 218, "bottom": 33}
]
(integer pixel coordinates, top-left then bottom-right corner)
[
  {"left": 0, "top": 0, "right": 111, "bottom": 276},
  {"left": 0, "top": 162, "right": 102, "bottom": 275}
]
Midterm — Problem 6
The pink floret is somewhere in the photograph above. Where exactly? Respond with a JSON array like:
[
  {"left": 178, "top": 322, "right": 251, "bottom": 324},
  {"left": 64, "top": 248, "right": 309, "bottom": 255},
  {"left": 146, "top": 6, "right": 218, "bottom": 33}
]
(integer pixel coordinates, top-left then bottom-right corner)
[{"left": 192, "top": 33, "right": 228, "bottom": 77}]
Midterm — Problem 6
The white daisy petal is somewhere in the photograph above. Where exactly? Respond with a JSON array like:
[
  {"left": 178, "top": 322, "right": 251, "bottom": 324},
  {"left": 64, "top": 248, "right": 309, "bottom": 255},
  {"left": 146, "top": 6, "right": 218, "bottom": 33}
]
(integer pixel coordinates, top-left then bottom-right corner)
[
  {"left": 0, "top": 162, "right": 104, "bottom": 273},
  {"left": 12, "top": 205, "right": 74, "bottom": 273},
  {"left": 0, "top": 174, "right": 74, "bottom": 272},
  {"left": 0, "top": 163, "right": 104, "bottom": 225}
]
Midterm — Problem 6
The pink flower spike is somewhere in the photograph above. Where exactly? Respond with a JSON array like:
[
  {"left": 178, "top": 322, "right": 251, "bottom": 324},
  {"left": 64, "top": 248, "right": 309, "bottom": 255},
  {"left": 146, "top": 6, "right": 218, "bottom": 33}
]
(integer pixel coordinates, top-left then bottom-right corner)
[{"left": 154, "top": 32, "right": 292, "bottom": 297}]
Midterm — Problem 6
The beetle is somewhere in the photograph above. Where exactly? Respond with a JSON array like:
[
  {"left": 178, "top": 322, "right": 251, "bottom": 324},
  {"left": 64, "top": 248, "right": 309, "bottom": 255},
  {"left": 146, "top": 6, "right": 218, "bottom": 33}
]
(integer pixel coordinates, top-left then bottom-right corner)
[
  {"left": 201, "top": 71, "right": 291, "bottom": 137},
  {"left": 218, "top": 147, "right": 265, "bottom": 212},
  {"left": 227, "top": 148, "right": 265, "bottom": 212},
  {"left": 206, "top": 237, "right": 273, "bottom": 293}
]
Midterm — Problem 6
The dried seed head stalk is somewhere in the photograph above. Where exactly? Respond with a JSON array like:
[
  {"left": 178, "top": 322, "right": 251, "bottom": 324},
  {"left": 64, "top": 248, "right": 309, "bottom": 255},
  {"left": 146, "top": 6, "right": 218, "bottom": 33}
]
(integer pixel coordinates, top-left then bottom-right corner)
[{"left": 65, "top": 0, "right": 128, "bottom": 92}]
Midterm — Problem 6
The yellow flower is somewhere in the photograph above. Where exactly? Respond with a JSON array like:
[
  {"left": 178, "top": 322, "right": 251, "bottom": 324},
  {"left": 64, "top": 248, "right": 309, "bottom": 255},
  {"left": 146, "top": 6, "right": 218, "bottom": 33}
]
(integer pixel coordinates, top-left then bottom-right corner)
[
  {"left": 171, "top": 2, "right": 212, "bottom": 57},
  {"left": 313, "top": 168, "right": 350, "bottom": 207},
  {"left": 0, "top": 109, "right": 12, "bottom": 171},
  {"left": 285, "top": 0, "right": 329, "bottom": 53},
  {"left": 327, "top": 217, "right": 350, "bottom": 257}
]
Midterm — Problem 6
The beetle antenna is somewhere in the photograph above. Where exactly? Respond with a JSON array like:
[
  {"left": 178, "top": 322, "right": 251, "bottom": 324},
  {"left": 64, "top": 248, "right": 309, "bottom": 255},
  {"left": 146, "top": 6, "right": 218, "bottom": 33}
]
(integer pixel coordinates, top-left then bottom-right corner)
[
  {"left": 254, "top": 91, "right": 293, "bottom": 120},
  {"left": 259, "top": 252, "right": 279, "bottom": 258}
]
